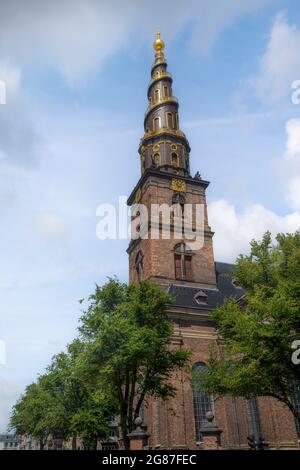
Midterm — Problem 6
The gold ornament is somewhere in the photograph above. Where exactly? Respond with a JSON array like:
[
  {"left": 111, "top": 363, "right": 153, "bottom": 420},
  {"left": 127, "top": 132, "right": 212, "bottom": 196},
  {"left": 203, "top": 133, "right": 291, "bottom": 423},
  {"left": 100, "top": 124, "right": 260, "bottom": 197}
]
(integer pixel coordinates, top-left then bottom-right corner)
[
  {"left": 171, "top": 179, "right": 186, "bottom": 192},
  {"left": 153, "top": 31, "right": 165, "bottom": 53}
]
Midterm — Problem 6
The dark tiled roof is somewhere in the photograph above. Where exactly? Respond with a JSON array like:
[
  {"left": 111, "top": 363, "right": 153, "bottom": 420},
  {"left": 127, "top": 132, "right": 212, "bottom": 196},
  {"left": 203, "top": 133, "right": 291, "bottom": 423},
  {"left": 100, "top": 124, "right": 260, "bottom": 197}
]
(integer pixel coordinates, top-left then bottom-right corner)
[{"left": 168, "top": 261, "right": 245, "bottom": 310}]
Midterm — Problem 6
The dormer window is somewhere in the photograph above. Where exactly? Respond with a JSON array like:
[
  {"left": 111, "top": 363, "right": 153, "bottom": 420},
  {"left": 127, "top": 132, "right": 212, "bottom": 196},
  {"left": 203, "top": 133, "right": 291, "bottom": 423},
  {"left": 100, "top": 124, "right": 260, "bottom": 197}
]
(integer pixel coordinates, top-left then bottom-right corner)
[
  {"left": 232, "top": 277, "right": 241, "bottom": 289},
  {"left": 194, "top": 291, "right": 208, "bottom": 305}
]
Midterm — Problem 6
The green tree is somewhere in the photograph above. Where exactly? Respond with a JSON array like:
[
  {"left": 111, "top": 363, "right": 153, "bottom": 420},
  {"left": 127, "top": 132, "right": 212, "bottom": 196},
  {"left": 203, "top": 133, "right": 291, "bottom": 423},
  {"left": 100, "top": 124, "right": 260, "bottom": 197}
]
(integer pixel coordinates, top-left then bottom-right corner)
[
  {"left": 70, "top": 394, "right": 112, "bottom": 449},
  {"left": 77, "top": 278, "right": 191, "bottom": 449},
  {"left": 9, "top": 380, "right": 62, "bottom": 450},
  {"left": 10, "top": 340, "right": 112, "bottom": 449},
  {"left": 47, "top": 340, "right": 113, "bottom": 449},
  {"left": 199, "top": 231, "right": 300, "bottom": 428}
]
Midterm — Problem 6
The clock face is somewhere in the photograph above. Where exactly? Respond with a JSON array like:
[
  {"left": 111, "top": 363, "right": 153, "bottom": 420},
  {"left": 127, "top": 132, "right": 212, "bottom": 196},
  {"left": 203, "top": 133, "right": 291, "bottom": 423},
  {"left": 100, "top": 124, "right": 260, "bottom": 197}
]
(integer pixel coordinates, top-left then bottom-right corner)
[{"left": 171, "top": 178, "right": 186, "bottom": 192}]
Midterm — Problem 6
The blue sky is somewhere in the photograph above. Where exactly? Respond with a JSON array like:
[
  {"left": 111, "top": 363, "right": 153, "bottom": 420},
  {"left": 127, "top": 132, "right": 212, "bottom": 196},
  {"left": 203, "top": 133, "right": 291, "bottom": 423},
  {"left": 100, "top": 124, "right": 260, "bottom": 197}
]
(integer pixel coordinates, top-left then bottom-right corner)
[{"left": 0, "top": 0, "right": 300, "bottom": 430}]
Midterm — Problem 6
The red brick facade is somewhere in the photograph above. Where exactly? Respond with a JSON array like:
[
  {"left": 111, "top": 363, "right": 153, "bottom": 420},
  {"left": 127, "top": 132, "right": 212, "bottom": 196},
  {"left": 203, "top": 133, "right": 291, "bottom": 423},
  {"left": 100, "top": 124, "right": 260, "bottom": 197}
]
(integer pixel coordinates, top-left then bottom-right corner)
[{"left": 126, "top": 33, "right": 300, "bottom": 450}]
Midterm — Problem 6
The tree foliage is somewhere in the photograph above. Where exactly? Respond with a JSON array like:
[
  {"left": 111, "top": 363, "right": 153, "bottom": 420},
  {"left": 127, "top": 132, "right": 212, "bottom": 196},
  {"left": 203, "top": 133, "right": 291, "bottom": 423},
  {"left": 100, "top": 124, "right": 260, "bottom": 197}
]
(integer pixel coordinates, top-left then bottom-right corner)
[
  {"left": 9, "top": 380, "right": 63, "bottom": 450},
  {"left": 10, "top": 278, "right": 191, "bottom": 449},
  {"left": 199, "top": 231, "right": 300, "bottom": 426},
  {"left": 10, "top": 339, "right": 112, "bottom": 449},
  {"left": 77, "top": 278, "right": 191, "bottom": 449}
]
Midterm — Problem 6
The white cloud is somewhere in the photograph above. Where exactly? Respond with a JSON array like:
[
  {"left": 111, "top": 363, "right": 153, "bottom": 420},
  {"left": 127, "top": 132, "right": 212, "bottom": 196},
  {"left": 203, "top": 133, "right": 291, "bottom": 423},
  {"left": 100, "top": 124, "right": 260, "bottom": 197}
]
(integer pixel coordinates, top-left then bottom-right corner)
[
  {"left": 187, "top": 0, "right": 274, "bottom": 54},
  {"left": 284, "top": 119, "right": 300, "bottom": 210},
  {"left": 252, "top": 11, "right": 300, "bottom": 104},
  {"left": 209, "top": 119, "right": 300, "bottom": 262},
  {"left": 35, "top": 212, "right": 68, "bottom": 241},
  {"left": 0, "top": 61, "right": 21, "bottom": 96},
  {"left": 209, "top": 200, "right": 300, "bottom": 262},
  {"left": 285, "top": 118, "right": 300, "bottom": 157},
  {"left": 0, "top": 62, "right": 41, "bottom": 168},
  {"left": 0, "top": 0, "right": 274, "bottom": 85}
]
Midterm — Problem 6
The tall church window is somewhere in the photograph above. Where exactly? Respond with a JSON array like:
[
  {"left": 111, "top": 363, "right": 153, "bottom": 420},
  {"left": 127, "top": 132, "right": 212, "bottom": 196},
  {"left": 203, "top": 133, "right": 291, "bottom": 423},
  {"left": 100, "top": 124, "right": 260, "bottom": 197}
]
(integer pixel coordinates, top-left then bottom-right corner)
[
  {"left": 245, "top": 398, "right": 261, "bottom": 441},
  {"left": 174, "top": 242, "right": 192, "bottom": 280},
  {"left": 153, "top": 117, "right": 160, "bottom": 131},
  {"left": 291, "top": 380, "right": 300, "bottom": 438},
  {"left": 166, "top": 112, "right": 174, "bottom": 129},
  {"left": 155, "top": 89, "right": 160, "bottom": 103},
  {"left": 192, "top": 362, "right": 214, "bottom": 442},
  {"left": 163, "top": 85, "right": 169, "bottom": 97},
  {"left": 135, "top": 251, "right": 143, "bottom": 281}
]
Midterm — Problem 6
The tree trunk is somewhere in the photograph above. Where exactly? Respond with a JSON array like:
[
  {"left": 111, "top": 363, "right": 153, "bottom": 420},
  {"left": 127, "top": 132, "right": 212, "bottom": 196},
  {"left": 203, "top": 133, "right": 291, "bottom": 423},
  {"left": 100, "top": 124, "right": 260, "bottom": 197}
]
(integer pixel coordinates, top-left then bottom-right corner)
[
  {"left": 119, "top": 412, "right": 130, "bottom": 450},
  {"left": 39, "top": 438, "right": 45, "bottom": 450},
  {"left": 123, "top": 434, "right": 130, "bottom": 450}
]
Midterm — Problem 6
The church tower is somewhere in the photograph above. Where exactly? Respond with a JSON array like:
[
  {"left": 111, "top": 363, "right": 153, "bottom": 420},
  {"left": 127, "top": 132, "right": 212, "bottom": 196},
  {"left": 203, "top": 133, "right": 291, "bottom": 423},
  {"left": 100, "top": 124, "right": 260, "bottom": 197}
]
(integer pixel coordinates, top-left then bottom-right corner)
[
  {"left": 126, "top": 33, "right": 299, "bottom": 450},
  {"left": 127, "top": 32, "right": 216, "bottom": 289}
]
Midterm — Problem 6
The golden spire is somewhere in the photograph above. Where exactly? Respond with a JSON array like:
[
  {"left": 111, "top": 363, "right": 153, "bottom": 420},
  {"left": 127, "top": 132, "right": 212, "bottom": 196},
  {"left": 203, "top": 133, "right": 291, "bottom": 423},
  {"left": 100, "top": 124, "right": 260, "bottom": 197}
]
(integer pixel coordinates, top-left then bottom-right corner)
[{"left": 153, "top": 30, "right": 165, "bottom": 57}]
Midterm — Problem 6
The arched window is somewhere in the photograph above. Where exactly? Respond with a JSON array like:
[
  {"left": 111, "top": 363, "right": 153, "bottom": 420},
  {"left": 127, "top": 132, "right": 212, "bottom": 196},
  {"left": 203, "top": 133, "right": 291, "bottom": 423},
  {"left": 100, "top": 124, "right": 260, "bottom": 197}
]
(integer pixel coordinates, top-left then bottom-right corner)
[
  {"left": 135, "top": 251, "right": 143, "bottom": 281},
  {"left": 152, "top": 153, "right": 160, "bottom": 166},
  {"left": 153, "top": 117, "right": 160, "bottom": 131},
  {"left": 155, "top": 89, "right": 160, "bottom": 103},
  {"left": 171, "top": 152, "right": 179, "bottom": 168},
  {"left": 192, "top": 362, "right": 214, "bottom": 442},
  {"left": 245, "top": 398, "right": 261, "bottom": 441},
  {"left": 291, "top": 380, "right": 300, "bottom": 438},
  {"left": 174, "top": 242, "right": 192, "bottom": 280},
  {"left": 166, "top": 112, "right": 174, "bottom": 129},
  {"left": 163, "top": 85, "right": 169, "bottom": 98}
]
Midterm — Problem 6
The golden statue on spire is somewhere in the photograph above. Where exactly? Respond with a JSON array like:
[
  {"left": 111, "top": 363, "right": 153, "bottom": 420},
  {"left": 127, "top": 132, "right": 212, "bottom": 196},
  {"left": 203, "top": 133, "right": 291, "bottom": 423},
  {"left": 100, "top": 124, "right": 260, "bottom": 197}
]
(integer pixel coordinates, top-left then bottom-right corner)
[{"left": 153, "top": 31, "right": 165, "bottom": 57}]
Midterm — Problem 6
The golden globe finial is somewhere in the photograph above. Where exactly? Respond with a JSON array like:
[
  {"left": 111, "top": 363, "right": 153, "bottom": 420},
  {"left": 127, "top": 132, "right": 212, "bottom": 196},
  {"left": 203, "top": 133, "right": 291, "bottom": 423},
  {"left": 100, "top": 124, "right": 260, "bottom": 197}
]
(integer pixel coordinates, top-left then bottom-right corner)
[{"left": 153, "top": 30, "right": 165, "bottom": 53}]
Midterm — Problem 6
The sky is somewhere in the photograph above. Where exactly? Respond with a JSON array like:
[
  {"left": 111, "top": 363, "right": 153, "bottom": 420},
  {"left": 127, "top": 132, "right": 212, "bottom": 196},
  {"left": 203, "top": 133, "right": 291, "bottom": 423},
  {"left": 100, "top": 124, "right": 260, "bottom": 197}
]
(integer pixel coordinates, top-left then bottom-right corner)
[{"left": 0, "top": 0, "right": 300, "bottom": 431}]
